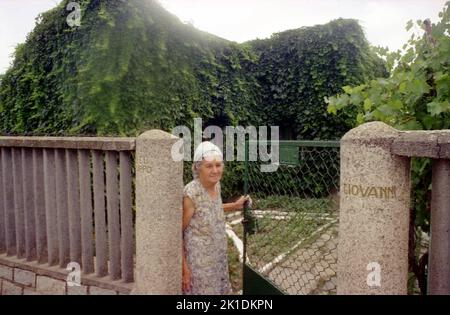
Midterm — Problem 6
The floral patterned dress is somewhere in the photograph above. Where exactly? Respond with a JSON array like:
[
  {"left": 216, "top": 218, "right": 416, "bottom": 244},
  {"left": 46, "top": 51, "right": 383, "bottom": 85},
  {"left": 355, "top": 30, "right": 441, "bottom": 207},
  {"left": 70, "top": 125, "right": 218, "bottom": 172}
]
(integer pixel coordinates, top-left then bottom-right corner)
[{"left": 183, "top": 179, "right": 232, "bottom": 295}]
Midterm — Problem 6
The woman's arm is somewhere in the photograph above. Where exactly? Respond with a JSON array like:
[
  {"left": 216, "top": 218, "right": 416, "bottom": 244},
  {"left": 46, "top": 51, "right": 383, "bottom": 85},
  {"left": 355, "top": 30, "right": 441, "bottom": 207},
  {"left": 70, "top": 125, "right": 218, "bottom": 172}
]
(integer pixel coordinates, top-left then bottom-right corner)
[
  {"left": 182, "top": 196, "right": 195, "bottom": 231},
  {"left": 223, "top": 202, "right": 240, "bottom": 212},
  {"left": 182, "top": 196, "right": 195, "bottom": 264},
  {"left": 223, "top": 195, "right": 250, "bottom": 212},
  {"left": 182, "top": 196, "right": 195, "bottom": 292}
]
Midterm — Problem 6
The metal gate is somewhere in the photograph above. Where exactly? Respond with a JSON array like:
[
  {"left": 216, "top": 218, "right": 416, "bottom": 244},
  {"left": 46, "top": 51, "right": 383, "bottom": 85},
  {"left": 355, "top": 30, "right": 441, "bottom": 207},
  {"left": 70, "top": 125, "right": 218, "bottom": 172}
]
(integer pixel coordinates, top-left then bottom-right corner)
[{"left": 242, "top": 140, "right": 340, "bottom": 295}]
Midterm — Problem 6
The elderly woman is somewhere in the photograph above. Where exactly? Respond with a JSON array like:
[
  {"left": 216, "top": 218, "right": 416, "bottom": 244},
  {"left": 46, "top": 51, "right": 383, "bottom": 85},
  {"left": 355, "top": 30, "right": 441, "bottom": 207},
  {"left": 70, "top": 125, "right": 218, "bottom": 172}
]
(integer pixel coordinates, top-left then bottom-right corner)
[{"left": 182, "top": 141, "right": 249, "bottom": 295}]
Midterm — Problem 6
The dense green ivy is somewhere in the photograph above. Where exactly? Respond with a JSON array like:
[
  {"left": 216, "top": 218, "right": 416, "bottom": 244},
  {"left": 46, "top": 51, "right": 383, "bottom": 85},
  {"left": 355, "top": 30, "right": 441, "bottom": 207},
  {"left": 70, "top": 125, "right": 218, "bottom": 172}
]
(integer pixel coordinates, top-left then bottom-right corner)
[
  {"left": 249, "top": 19, "right": 387, "bottom": 139},
  {"left": 0, "top": 0, "right": 384, "bottom": 139},
  {"left": 0, "top": 0, "right": 260, "bottom": 135},
  {"left": 0, "top": 0, "right": 388, "bottom": 209}
]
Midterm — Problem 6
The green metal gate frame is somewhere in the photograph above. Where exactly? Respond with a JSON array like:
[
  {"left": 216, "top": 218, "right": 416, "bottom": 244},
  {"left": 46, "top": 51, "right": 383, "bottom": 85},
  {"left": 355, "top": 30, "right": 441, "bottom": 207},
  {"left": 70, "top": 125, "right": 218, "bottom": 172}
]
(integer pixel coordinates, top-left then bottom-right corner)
[{"left": 242, "top": 139, "right": 340, "bottom": 295}]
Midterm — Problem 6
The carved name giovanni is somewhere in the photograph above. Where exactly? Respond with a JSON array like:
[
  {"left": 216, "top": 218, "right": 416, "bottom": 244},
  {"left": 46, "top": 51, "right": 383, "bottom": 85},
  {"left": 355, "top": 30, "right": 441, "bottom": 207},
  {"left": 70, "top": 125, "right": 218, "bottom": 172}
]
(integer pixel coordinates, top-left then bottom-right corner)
[{"left": 342, "top": 183, "right": 397, "bottom": 200}]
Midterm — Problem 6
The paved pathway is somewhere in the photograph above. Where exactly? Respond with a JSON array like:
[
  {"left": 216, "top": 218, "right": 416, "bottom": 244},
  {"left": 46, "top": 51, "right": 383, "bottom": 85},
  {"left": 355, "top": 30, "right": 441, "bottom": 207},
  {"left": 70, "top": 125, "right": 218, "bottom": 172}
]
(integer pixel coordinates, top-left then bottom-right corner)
[
  {"left": 227, "top": 211, "right": 339, "bottom": 295},
  {"left": 265, "top": 222, "right": 338, "bottom": 295}
]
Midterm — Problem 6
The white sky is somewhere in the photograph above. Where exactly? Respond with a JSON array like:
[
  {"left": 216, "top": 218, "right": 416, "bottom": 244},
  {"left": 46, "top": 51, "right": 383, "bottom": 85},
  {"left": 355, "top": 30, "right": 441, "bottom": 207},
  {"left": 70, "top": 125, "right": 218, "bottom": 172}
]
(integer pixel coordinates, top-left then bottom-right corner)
[{"left": 0, "top": 0, "right": 446, "bottom": 74}]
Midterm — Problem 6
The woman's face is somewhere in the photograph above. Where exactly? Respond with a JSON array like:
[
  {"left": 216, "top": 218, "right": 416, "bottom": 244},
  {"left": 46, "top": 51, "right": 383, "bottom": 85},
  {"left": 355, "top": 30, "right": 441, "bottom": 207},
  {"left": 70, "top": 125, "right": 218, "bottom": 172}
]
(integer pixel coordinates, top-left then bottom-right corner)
[{"left": 198, "top": 156, "right": 224, "bottom": 186}]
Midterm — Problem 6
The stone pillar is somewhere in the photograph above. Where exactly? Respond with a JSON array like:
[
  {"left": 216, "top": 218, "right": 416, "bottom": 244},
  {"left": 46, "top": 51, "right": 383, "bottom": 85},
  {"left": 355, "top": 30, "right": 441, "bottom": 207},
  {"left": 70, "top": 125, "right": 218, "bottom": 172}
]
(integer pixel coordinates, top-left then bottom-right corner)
[
  {"left": 338, "top": 122, "right": 410, "bottom": 294},
  {"left": 428, "top": 159, "right": 450, "bottom": 295},
  {"left": 132, "top": 130, "right": 183, "bottom": 294}
]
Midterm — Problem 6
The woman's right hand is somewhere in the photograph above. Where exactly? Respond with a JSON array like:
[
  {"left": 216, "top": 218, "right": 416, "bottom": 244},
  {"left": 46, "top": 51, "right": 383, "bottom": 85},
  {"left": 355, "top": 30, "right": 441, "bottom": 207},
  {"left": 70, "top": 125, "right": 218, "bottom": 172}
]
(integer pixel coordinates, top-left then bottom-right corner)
[
  {"left": 234, "top": 195, "right": 251, "bottom": 210},
  {"left": 182, "top": 262, "right": 191, "bottom": 293}
]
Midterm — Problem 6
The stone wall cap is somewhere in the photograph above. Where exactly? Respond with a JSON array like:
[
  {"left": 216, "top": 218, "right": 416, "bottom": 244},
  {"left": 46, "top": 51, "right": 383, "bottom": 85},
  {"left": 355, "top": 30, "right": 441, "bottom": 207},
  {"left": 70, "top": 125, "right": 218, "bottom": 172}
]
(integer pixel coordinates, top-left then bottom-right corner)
[
  {"left": 392, "top": 129, "right": 450, "bottom": 158},
  {"left": 138, "top": 129, "right": 178, "bottom": 140},
  {"left": 341, "top": 121, "right": 399, "bottom": 141},
  {"left": 0, "top": 136, "right": 135, "bottom": 151}
]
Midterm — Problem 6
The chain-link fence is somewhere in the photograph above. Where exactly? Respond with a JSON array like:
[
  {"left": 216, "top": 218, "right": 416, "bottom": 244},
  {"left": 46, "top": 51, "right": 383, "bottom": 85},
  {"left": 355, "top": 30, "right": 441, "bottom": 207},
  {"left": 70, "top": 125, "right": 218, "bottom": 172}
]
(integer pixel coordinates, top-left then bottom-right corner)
[{"left": 243, "top": 141, "right": 340, "bottom": 295}]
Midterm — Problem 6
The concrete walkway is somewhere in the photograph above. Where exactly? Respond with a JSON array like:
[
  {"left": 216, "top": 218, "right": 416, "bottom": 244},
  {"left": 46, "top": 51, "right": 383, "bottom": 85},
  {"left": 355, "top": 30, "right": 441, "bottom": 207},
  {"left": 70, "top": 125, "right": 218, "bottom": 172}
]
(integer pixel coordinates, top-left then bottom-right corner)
[
  {"left": 227, "top": 211, "right": 339, "bottom": 295},
  {"left": 265, "top": 221, "right": 338, "bottom": 295}
]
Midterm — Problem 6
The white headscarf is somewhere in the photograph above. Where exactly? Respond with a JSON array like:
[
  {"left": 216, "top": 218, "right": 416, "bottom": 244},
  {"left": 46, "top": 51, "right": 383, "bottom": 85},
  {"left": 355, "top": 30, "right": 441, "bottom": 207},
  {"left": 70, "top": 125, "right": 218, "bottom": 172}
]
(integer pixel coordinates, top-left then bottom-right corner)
[{"left": 193, "top": 141, "right": 223, "bottom": 162}]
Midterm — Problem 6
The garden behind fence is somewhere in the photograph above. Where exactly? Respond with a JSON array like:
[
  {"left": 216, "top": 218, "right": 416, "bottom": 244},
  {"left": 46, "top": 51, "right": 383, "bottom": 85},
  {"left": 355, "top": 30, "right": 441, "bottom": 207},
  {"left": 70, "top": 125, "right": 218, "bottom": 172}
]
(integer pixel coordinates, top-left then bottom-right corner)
[{"left": 242, "top": 140, "right": 340, "bottom": 295}]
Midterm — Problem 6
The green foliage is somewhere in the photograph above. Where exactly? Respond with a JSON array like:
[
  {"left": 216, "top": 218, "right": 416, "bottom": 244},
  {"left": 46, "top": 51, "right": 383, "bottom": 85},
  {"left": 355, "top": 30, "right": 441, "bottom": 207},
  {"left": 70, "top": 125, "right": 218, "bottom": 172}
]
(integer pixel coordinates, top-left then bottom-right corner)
[
  {"left": 326, "top": 2, "right": 450, "bottom": 231},
  {"left": 326, "top": 2, "right": 450, "bottom": 292},
  {"left": 0, "top": 0, "right": 384, "bottom": 139},
  {"left": 0, "top": 0, "right": 386, "bottom": 200},
  {"left": 256, "top": 196, "right": 336, "bottom": 213},
  {"left": 0, "top": 0, "right": 260, "bottom": 136},
  {"left": 247, "top": 159, "right": 339, "bottom": 198},
  {"left": 246, "top": 155, "right": 339, "bottom": 204},
  {"left": 326, "top": 4, "right": 450, "bottom": 130},
  {"left": 249, "top": 19, "right": 387, "bottom": 139}
]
